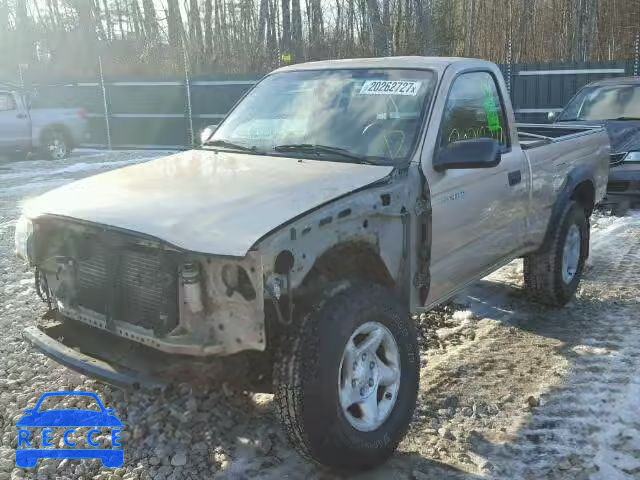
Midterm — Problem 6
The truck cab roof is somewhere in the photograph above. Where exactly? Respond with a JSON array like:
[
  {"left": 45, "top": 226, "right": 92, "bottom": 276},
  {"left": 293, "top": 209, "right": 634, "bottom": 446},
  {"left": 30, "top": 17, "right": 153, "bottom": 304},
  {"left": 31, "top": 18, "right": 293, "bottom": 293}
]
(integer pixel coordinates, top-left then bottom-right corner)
[{"left": 272, "top": 56, "right": 496, "bottom": 75}]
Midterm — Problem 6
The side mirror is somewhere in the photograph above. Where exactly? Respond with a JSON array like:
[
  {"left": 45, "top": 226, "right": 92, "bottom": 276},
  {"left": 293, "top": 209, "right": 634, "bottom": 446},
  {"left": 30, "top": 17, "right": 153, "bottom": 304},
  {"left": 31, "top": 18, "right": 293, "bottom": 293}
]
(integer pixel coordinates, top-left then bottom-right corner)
[
  {"left": 547, "top": 111, "right": 557, "bottom": 123},
  {"left": 199, "top": 124, "right": 218, "bottom": 145},
  {"left": 434, "top": 138, "right": 501, "bottom": 172}
]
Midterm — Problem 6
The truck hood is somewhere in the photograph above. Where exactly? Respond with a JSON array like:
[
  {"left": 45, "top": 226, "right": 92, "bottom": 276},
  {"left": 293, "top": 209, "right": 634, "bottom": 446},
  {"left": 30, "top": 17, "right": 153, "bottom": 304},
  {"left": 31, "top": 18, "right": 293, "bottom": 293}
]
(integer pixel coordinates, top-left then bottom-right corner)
[
  {"left": 24, "top": 150, "right": 393, "bottom": 256},
  {"left": 604, "top": 120, "right": 640, "bottom": 154}
]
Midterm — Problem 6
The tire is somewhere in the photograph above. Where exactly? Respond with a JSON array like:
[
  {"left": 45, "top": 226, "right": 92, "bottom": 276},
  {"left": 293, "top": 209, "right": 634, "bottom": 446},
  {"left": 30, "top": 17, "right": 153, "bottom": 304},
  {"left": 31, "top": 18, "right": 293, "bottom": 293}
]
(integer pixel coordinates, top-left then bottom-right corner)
[
  {"left": 41, "top": 127, "right": 71, "bottom": 160},
  {"left": 524, "top": 200, "right": 589, "bottom": 306},
  {"left": 273, "top": 283, "right": 419, "bottom": 470}
]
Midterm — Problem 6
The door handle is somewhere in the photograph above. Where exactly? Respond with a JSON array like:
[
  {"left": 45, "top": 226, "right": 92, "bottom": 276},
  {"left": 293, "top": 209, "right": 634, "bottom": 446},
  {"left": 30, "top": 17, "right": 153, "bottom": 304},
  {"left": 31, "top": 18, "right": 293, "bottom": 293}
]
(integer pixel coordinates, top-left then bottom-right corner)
[
  {"left": 16, "top": 113, "right": 27, "bottom": 119},
  {"left": 508, "top": 170, "right": 522, "bottom": 186}
]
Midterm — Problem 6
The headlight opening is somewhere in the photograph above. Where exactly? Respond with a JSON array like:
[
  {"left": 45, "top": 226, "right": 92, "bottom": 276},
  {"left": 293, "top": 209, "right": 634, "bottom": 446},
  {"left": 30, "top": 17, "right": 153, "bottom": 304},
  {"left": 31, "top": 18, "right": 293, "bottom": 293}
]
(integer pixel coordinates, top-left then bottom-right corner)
[
  {"left": 14, "top": 216, "right": 34, "bottom": 262},
  {"left": 221, "top": 264, "right": 256, "bottom": 300}
]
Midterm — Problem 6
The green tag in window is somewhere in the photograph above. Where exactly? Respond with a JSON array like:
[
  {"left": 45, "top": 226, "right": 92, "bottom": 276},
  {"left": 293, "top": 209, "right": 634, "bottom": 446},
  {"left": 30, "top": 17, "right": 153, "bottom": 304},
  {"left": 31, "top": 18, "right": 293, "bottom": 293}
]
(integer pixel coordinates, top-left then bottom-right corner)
[{"left": 482, "top": 82, "right": 501, "bottom": 134}]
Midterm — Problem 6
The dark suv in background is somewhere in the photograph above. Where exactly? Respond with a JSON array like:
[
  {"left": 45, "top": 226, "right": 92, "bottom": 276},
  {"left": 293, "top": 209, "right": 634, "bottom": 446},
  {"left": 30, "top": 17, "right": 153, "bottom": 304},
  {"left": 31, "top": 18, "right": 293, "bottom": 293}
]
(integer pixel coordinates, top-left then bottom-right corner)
[{"left": 551, "top": 77, "right": 640, "bottom": 212}]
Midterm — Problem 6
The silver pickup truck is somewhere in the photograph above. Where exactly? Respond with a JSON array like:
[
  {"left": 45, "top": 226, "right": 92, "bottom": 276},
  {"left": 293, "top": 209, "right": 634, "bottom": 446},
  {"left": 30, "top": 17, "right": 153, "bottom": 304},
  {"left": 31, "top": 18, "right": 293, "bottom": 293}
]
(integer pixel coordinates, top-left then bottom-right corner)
[
  {"left": 15, "top": 58, "right": 609, "bottom": 470},
  {"left": 0, "top": 86, "right": 88, "bottom": 159}
]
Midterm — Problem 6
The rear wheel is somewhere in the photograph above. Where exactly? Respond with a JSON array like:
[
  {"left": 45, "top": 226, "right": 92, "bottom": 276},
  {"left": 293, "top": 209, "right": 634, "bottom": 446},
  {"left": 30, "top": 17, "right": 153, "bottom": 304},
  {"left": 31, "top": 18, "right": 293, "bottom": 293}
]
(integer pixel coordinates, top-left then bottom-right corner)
[
  {"left": 524, "top": 200, "right": 589, "bottom": 306},
  {"left": 273, "top": 283, "right": 419, "bottom": 470},
  {"left": 42, "top": 128, "right": 71, "bottom": 160}
]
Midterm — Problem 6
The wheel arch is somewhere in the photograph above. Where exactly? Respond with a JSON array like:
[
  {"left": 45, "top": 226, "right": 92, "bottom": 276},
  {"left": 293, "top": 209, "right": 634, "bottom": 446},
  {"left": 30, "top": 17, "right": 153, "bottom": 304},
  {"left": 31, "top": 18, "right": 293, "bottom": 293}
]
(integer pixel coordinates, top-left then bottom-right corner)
[
  {"left": 300, "top": 240, "right": 396, "bottom": 291},
  {"left": 571, "top": 179, "right": 596, "bottom": 216},
  {"left": 541, "top": 165, "right": 595, "bottom": 251}
]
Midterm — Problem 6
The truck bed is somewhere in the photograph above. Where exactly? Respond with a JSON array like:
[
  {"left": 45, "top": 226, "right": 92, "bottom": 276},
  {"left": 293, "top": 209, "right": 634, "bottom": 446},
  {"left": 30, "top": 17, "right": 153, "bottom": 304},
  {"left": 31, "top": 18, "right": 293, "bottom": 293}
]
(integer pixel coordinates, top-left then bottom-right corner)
[
  {"left": 517, "top": 121, "right": 609, "bottom": 250},
  {"left": 517, "top": 123, "right": 603, "bottom": 150}
]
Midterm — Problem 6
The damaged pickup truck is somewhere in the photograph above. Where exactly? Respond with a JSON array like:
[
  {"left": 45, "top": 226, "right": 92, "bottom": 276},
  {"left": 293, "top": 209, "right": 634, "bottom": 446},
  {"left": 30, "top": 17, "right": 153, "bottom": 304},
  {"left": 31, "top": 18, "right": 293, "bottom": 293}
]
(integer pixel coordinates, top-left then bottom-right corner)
[{"left": 16, "top": 57, "right": 609, "bottom": 470}]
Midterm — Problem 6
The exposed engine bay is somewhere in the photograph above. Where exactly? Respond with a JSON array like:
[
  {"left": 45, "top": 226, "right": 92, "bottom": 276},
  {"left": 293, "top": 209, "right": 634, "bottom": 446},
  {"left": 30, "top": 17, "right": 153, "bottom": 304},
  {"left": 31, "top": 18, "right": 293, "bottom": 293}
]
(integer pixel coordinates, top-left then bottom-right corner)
[{"left": 32, "top": 216, "right": 265, "bottom": 356}]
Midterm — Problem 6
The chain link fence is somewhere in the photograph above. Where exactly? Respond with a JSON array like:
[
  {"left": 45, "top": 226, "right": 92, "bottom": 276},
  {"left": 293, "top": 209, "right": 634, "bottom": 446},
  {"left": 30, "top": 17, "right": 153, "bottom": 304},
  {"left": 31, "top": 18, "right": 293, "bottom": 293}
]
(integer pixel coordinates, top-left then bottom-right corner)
[{"left": 10, "top": 38, "right": 640, "bottom": 150}]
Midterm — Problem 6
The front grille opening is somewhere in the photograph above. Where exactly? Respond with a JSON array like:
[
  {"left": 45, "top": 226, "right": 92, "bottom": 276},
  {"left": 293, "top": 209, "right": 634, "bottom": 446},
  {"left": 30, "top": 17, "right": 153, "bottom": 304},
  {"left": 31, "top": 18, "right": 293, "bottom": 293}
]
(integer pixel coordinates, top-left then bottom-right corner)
[
  {"left": 37, "top": 220, "right": 179, "bottom": 336},
  {"left": 237, "top": 267, "right": 257, "bottom": 301}
]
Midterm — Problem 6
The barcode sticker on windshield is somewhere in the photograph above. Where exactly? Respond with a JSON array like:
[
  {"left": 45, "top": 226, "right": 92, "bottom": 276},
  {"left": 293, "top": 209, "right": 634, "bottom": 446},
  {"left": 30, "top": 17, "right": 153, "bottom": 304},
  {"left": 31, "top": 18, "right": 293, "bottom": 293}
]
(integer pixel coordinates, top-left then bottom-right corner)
[{"left": 359, "top": 80, "right": 422, "bottom": 96}]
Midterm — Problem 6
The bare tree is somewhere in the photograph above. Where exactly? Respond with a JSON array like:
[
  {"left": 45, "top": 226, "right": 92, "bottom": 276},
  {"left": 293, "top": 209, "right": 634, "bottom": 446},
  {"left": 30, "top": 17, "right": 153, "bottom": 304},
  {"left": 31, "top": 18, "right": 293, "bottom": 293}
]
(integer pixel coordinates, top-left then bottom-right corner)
[
  {"left": 281, "top": 0, "right": 291, "bottom": 58},
  {"left": 1, "top": 0, "right": 639, "bottom": 78},
  {"left": 0, "top": 1, "right": 9, "bottom": 47},
  {"left": 366, "top": 0, "right": 386, "bottom": 55},
  {"left": 291, "top": 0, "right": 302, "bottom": 60},
  {"left": 167, "top": 0, "right": 183, "bottom": 52},
  {"left": 188, "top": 0, "right": 204, "bottom": 68},
  {"left": 142, "top": 0, "right": 159, "bottom": 44},
  {"left": 204, "top": 0, "right": 213, "bottom": 59}
]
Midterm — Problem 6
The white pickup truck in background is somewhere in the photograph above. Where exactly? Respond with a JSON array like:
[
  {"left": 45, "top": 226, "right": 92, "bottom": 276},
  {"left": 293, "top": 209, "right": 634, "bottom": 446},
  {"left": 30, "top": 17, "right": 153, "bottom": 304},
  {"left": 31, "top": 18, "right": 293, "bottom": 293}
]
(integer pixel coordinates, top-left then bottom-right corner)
[
  {"left": 0, "top": 84, "right": 88, "bottom": 159},
  {"left": 16, "top": 57, "right": 609, "bottom": 470}
]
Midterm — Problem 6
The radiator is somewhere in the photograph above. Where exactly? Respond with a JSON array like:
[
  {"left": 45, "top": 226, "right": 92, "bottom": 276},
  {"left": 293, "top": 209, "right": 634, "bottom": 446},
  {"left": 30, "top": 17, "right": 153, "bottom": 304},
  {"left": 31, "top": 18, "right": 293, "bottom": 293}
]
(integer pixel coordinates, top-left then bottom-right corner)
[{"left": 37, "top": 220, "right": 179, "bottom": 336}]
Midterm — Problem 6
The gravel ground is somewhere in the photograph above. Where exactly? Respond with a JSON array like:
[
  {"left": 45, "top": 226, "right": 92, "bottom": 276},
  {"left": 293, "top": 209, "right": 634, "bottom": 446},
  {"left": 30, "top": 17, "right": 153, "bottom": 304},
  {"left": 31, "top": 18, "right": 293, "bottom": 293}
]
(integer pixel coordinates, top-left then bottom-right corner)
[{"left": 1, "top": 150, "right": 639, "bottom": 480}]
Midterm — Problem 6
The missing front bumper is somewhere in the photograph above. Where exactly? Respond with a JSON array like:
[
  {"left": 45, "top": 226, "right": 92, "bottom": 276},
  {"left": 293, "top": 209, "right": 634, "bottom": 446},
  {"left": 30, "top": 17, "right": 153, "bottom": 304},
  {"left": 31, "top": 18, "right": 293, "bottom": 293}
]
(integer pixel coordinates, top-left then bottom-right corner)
[
  {"left": 23, "top": 317, "right": 271, "bottom": 390},
  {"left": 23, "top": 325, "right": 164, "bottom": 390}
]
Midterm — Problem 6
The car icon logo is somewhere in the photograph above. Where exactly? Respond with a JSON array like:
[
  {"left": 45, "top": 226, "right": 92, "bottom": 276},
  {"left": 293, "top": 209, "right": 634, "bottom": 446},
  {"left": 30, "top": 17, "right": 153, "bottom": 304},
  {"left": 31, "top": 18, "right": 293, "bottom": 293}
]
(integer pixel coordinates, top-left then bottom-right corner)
[{"left": 15, "top": 391, "right": 124, "bottom": 468}]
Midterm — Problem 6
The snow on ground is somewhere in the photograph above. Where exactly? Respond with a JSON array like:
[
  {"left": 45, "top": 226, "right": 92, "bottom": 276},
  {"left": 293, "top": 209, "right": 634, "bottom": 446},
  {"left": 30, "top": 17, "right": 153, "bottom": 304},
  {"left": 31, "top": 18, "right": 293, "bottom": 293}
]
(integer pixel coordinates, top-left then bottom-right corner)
[{"left": 0, "top": 151, "right": 639, "bottom": 479}]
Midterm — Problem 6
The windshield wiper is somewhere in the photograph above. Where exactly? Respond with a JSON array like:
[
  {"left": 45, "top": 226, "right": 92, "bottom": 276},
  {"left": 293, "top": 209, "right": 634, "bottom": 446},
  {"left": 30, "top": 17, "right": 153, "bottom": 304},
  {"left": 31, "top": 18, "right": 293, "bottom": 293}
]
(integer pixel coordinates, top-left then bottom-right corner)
[
  {"left": 203, "top": 139, "right": 258, "bottom": 152},
  {"left": 612, "top": 116, "right": 640, "bottom": 121},
  {"left": 273, "top": 144, "right": 376, "bottom": 164}
]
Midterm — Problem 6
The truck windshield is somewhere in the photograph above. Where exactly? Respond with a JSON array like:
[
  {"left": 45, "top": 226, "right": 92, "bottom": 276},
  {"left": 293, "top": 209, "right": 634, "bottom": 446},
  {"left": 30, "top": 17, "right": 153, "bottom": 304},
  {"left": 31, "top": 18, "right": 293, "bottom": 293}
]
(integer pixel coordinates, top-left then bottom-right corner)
[
  {"left": 206, "top": 69, "right": 435, "bottom": 165},
  {"left": 558, "top": 84, "right": 640, "bottom": 121}
]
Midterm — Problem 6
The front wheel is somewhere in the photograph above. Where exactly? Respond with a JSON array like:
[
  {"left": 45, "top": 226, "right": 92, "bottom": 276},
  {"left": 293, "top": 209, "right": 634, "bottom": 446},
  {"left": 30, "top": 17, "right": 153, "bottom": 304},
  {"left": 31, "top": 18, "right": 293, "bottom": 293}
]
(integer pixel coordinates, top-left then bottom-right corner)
[
  {"left": 42, "top": 128, "right": 71, "bottom": 160},
  {"left": 273, "top": 283, "right": 419, "bottom": 470},
  {"left": 524, "top": 200, "right": 589, "bottom": 306}
]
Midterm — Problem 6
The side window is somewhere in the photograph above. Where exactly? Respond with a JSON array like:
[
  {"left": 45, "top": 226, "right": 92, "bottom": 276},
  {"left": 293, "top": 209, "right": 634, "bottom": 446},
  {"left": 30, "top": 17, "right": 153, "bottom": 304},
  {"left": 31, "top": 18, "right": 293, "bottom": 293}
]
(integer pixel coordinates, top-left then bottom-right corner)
[
  {"left": 0, "top": 93, "right": 16, "bottom": 112},
  {"left": 439, "top": 72, "right": 508, "bottom": 149}
]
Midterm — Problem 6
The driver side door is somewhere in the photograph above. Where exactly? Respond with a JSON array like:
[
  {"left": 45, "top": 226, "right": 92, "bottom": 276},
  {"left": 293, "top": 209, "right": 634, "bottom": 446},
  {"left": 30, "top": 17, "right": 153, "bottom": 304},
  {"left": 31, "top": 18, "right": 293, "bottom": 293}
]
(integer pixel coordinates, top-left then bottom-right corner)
[{"left": 423, "top": 70, "right": 528, "bottom": 305}]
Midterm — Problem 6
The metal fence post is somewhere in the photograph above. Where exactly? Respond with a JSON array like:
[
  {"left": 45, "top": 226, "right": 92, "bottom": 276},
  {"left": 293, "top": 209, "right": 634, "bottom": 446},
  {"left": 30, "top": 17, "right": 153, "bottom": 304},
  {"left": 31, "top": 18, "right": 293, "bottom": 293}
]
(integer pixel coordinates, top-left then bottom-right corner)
[
  {"left": 183, "top": 47, "right": 195, "bottom": 148},
  {"left": 634, "top": 32, "right": 639, "bottom": 76},
  {"left": 98, "top": 56, "right": 112, "bottom": 150},
  {"left": 506, "top": 38, "right": 513, "bottom": 95},
  {"left": 17, "top": 63, "right": 26, "bottom": 88}
]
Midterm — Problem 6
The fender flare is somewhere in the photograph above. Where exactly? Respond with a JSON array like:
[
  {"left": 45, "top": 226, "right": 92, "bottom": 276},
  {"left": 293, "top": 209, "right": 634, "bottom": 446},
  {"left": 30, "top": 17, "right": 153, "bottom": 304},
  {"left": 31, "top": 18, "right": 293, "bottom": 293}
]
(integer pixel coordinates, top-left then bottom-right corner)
[{"left": 540, "top": 164, "right": 595, "bottom": 252}]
